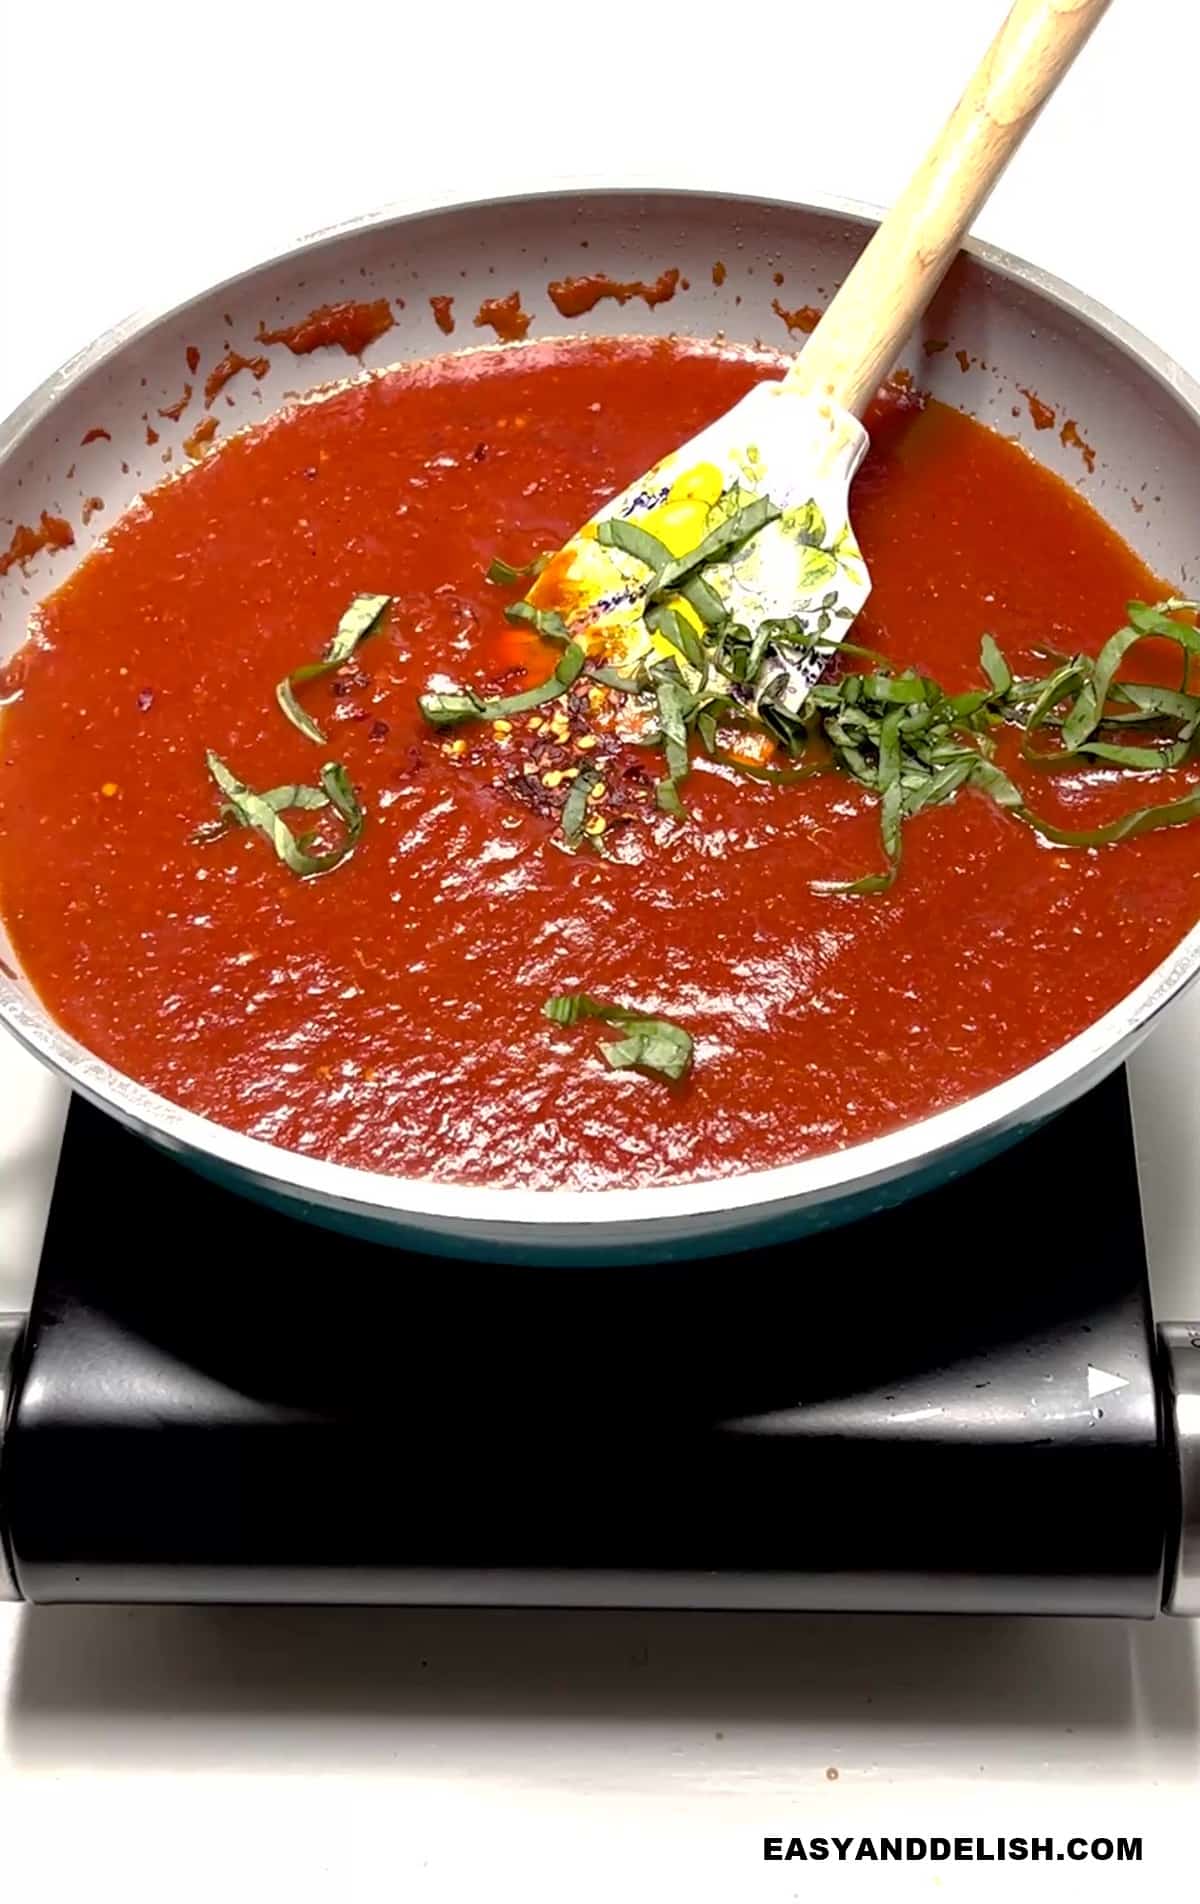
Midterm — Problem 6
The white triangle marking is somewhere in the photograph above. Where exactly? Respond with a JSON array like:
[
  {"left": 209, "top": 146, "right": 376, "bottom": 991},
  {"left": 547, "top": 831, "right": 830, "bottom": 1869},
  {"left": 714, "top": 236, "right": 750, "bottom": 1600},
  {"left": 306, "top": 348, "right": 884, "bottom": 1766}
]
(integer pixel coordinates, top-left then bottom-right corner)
[{"left": 1087, "top": 1364, "right": 1129, "bottom": 1400}]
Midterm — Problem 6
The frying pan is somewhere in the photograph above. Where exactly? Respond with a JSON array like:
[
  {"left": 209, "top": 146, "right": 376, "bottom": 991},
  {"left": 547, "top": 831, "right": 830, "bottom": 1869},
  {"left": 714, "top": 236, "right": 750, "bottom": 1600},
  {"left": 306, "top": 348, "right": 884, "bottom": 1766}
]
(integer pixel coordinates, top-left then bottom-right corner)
[{"left": 3, "top": 188, "right": 1200, "bottom": 1263}]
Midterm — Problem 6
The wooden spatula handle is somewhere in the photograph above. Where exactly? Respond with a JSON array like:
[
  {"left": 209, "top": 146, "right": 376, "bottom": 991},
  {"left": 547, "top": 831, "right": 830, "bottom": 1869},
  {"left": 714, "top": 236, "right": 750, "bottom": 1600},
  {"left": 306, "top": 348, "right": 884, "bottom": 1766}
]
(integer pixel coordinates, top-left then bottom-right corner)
[{"left": 787, "top": 0, "right": 1110, "bottom": 416}]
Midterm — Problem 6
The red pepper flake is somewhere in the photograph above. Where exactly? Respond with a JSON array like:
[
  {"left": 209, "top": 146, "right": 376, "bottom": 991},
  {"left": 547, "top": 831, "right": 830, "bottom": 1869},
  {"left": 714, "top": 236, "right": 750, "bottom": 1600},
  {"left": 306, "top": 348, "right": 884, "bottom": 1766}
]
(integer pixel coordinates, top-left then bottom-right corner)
[
  {"left": 711, "top": 261, "right": 726, "bottom": 286},
  {"left": 81, "top": 496, "right": 104, "bottom": 525},
  {"left": 185, "top": 344, "right": 201, "bottom": 375},
  {"left": 474, "top": 292, "right": 532, "bottom": 342},
  {"left": 158, "top": 383, "right": 193, "bottom": 421},
  {"left": 546, "top": 269, "right": 679, "bottom": 319},
  {"left": 256, "top": 298, "right": 395, "bottom": 359},
  {"left": 1060, "top": 417, "right": 1096, "bottom": 473},
  {"left": 136, "top": 687, "right": 155, "bottom": 712},
  {"left": 203, "top": 351, "right": 270, "bottom": 408},
  {"left": 1020, "top": 387, "right": 1056, "bottom": 430},
  {"left": 0, "top": 511, "right": 75, "bottom": 579},
  {"left": 369, "top": 719, "right": 390, "bottom": 742},
  {"left": 430, "top": 295, "right": 456, "bottom": 335},
  {"left": 770, "top": 296, "right": 821, "bottom": 336},
  {"left": 80, "top": 426, "right": 111, "bottom": 445},
  {"left": 183, "top": 415, "right": 219, "bottom": 459}
]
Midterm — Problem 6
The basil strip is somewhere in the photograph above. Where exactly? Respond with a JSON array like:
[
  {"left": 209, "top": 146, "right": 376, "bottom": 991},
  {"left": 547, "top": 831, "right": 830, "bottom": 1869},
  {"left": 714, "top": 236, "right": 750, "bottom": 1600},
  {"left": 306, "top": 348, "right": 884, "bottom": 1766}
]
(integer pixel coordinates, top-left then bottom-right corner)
[
  {"left": 504, "top": 600, "right": 572, "bottom": 641},
  {"left": 677, "top": 573, "right": 727, "bottom": 627},
  {"left": 486, "top": 553, "right": 551, "bottom": 585},
  {"left": 1044, "top": 600, "right": 1200, "bottom": 757},
  {"left": 597, "top": 516, "right": 674, "bottom": 571},
  {"left": 1060, "top": 624, "right": 1147, "bottom": 753},
  {"left": 420, "top": 641, "right": 587, "bottom": 727},
  {"left": 193, "top": 778, "right": 330, "bottom": 844},
  {"left": 712, "top": 750, "right": 832, "bottom": 785},
  {"left": 966, "top": 754, "right": 1200, "bottom": 849},
  {"left": 646, "top": 601, "right": 706, "bottom": 673},
  {"left": 980, "top": 633, "right": 1012, "bottom": 696},
  {"left": 561, "top": 766, "right": 599, "bottom": 844},
  {"left": 649, "top": 497, "right": 781, "bottom": 598},
  {"left": 652, "top": 671, "right": 694, "bottom": 814},
  {"left": 202, "top": 753, "right": 363, "bottom": 877},
  {"left": 275, "top": 593, "right": 392, "bottom": 745},
  {"left": 542, "top": 993, "right": 693, "bottom": 1082}
]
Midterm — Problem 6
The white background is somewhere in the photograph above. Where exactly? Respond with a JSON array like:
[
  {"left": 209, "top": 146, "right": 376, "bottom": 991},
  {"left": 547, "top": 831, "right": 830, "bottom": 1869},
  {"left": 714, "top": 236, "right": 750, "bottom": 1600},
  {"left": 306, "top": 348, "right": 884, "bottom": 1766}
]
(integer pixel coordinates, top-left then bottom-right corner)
[{"left": 3, "top": 0, "right": 1200, "bottom": 1896}]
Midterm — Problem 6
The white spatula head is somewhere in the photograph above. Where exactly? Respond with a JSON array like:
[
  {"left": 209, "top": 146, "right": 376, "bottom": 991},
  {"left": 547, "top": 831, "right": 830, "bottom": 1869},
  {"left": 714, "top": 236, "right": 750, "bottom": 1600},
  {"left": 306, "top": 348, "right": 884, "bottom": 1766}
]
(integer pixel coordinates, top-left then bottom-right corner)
[{"left": 526, "top": 380, "right": 870, "bottom": 721}]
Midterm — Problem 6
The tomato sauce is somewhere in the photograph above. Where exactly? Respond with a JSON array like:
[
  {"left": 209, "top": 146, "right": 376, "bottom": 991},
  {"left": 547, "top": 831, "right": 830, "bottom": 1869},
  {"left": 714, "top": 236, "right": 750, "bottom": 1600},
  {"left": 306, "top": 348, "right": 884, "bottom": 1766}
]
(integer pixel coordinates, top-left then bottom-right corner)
[{"left": 1, "top": 335, "right": 1196, "bottom": 1191}]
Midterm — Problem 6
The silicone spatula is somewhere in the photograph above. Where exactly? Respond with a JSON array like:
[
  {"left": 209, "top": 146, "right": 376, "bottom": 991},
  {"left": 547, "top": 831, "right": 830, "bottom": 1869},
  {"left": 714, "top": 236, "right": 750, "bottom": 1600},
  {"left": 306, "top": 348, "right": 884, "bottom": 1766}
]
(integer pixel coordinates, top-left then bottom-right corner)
[{"left": 517, "top": 0, "right": 1110, "bottom": 725}]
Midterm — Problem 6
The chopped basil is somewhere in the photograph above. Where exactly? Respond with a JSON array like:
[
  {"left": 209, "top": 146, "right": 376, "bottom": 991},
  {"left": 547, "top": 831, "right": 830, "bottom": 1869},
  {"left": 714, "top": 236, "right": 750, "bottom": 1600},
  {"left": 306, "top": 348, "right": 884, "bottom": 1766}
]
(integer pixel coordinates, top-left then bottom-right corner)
[
  {"left": 419, "top": 640, "right": 587, "bottom": 727},
  {"left": 646, "top": 602, "right": 707, "bottom": 673},
  {"left": 542, "top": 993, "right": 693, "bottom": 1081},
  {"left": 504, "top": 600, "right": 572, "bottom": 641},
  {"left": 561, "top": 766, "right": 599, "bottom": 843},
  {"left": 979, "top": 632, "right": 1012, "bottom": 695},
  {"left": 596, "top": 516, "right": 674, "bottom": 572},
  {"left": 193, "top": 778, "right": 331, "bottom": 843},
  {"left": 648, "top": 496, "right": 781, "bottom": 598},
  {"left": 199, "top": 752, "right": 363, "bottom": 877},
  {"left": 486, "top": 553, "right": 551, "bottom": 585},
  {"left": 420, "top": 463, "right": 1200, "bottom": 900},
  {"left": 276, "top": 593, "right": 392, "bottom": 744},
  {"left": 676, "top": 573, "right": 727, "bottom": 628}
]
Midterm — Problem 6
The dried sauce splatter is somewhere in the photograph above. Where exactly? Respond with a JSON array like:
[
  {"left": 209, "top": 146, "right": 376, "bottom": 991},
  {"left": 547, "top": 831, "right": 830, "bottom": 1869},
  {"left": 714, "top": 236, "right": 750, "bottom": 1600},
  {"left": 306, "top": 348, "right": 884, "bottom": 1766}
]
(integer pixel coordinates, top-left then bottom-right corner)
[
  {"left": 1060, "top": 417, "right": 1096, "bottom": 473},
  {"left": 158, "top": 384, "right": 193, "bottom": 421},
  {"left": 0, "top": 512, "right": 74, "bottom": 579},
  {"left": 183, "top": 415, "right": 219, "bottom": 459},
  {"left": 955, "top": 349, "right": 972, "bottom": 373},
  {"left": 711, "top": 261, "right": 726, "bottom": 285},
  {"left": 185, "top": 345, "right": 201, "bottom": 375},
  {"left": 430, "top": 295, "right": 456, "bottom": 335},
  {"left": 256, "top": 299, "right": 394, "bottom": 359},
  {"left": 546, "top": 269, "right": 679, "bottom": 318},
  {"left": 1021, "top": 387, "right": 1056, "bottom": 430},
  {"left": 474, "top": 292, "right": 531, "bottom": 342},
  {"left": 80, "top": 427, "right": 111, "bottom": 446},
  {"left": 145, "top": 423, "right": 159, "bottom": 446},
  {"left": 81, "top": 497, "right": 104, "bottom": 525},
  {"left": 771, "top": 297, "right": 821, "bottom": 335},
  {"left": 204, "top": 351, "right": 270, "bottom": 408},
  {"left": 923, "top": 338, "right": 949, "bottom": 355}
]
